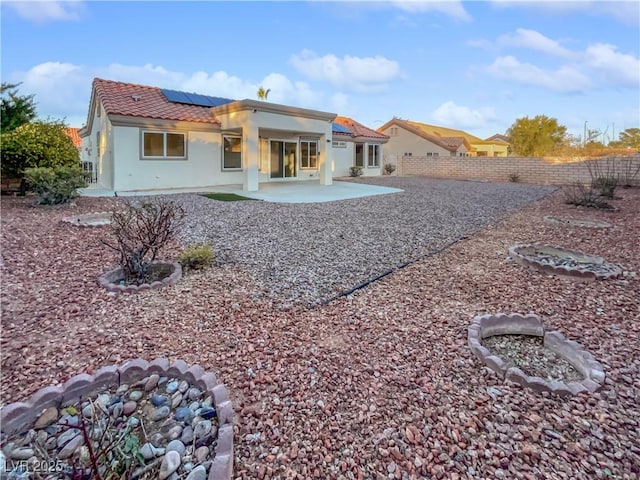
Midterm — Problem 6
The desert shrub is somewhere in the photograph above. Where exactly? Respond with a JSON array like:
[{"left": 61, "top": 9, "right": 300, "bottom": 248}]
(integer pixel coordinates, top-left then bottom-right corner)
[
  {"left": 591, "top": 175, "right": 618, "bottom": 198},
  {"left": 103, "top": 198, "right": 186, "bottom": 284},
  {"left": 508, "top": 173, "right": 521, "bottom": 183},
  {"left": 24, "top": 165, "right": 88, "bottom": 204},
  {"left": 383, "top": 163, "right": 396, "bottom": 175},
  {"left": 563, "top": 182, "right": 612, "bottom": 209},
  {"left": 179, "top": 243, "right": 214, "bottom": 271},
  {"left": 618, "top": 158, "right": 640, "bottom": 188},
  {"left": 349, "top": 166, "right": 364, "bottom": 177}
]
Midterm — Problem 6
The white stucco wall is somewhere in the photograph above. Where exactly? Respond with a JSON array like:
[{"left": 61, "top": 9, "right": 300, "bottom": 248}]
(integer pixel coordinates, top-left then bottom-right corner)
[
  {"left": 331, "top": 140, "right": 354, "bottom": 177},
  {"left": 111, "top": 127, "right": 244, "bottom": 192},
  {"left": 81, "top": 103, "right": 114, "bottom": 189}
]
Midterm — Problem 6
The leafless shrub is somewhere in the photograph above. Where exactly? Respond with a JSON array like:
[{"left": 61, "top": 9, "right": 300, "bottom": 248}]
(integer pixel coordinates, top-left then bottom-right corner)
[
  {"left": 617, "top": 157, "right": 640, "bottom": 188},
  {"left": 585, "top": 158, "right": 618, "bottom": 198},
  {"left": 103, "top": 198, "right": 185, "bottom": 284},
  {"left": 563, "top": 182, "right": 613, "bottom": 210}
]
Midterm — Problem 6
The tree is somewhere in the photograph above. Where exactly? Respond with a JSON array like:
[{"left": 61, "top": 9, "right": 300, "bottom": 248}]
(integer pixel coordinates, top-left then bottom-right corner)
[
  {"left": 1, "top": 120, "right": 80, "bottom": 192},
  {"left": 609, "top": 128, "right": 640, "bottom": 150},
  {"left": 506, "top": 115, "right": 567, "bottom": 156},
  {"left": 257, "top": 86, "right": 270, "bottom": 101},
  {"left": 1, "top": 82, "right": 37, "bottom": 132}
]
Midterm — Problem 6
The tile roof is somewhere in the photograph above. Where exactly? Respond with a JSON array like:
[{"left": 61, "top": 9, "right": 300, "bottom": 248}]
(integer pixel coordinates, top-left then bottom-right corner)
[
  {"left": 333, "top": 116, "right": 389, "bottom": 140},
  {"left": 65, "top": 127, "right": 82, "bottom": 148},
  {"left": 405, "top": 120, "right": 483, "bottom": 144},
  {"left": 92, "top": 78, "right": 221, "bottom": 124}
]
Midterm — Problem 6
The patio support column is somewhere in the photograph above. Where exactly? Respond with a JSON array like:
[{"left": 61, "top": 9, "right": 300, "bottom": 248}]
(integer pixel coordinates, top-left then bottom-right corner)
[
  {"left": 242, "top": 120, "right": 259, "bottom": 192},
  {"left": 319, "top": 134, "right": 332, "bottom": 186}
]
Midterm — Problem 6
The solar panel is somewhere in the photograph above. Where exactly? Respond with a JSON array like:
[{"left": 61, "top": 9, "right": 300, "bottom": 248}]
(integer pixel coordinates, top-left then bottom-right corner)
[
  {"left": 332, "top": 122, "right": 352, "bottom": 134},
  {"left": 162, "top": 88, "right": 234, "bottom": 108},
  {"left": 161, "top": 89, "right": 190, "bottom": 104}
]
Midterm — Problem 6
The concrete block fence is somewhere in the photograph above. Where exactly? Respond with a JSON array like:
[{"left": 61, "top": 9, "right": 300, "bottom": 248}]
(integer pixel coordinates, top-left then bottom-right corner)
[{"left": 396, "top": 154, "right": 640, "bottom": 186}]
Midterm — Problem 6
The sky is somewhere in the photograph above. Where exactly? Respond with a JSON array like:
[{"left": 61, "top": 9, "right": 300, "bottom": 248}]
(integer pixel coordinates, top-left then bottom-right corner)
[{"left": 1, "top": 0, "right": 638, "bottom": 142}]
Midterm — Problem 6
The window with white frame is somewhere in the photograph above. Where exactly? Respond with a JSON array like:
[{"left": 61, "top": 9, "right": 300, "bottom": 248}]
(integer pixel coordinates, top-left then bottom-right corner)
[
  {"left": 300, "top": 140, "right": 318, "bottom": 169},
  {"left": 368, "top": 144, "right": 381, "bottom": 167},
  {"left": 223, "top": 136, "right": 242, "bottom": 170},
  {"left": 142, "top": 131, "right": 186, "bottom": 159}
]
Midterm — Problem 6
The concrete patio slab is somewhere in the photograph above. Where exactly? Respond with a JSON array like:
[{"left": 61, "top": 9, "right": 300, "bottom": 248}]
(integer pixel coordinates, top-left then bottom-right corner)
[{"left": 80, "top": 180, "right": 403, "bottom": 203}]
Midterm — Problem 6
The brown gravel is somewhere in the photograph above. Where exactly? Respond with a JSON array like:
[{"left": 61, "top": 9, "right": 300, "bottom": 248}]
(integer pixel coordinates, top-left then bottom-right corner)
[{"left": 1, "top": 179, "right": 639, "bottom": 480}]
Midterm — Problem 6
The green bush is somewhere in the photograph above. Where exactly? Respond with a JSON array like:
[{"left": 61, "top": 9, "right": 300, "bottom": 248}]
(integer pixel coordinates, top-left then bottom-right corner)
[
  {"left": 24, "top": 165, "right": 88, "bottom": 204},
  {"left": 1, "top": 120, "right": 80, "bottom": 181},
  {"left": 179, "top": 243, "right": 214, "bottom": 271},
  {"left": 383, "top": 163, "right": 396, "bottom": 175},
  {"left": 349, "top": 166, "right": 364, "bottom": 177}
]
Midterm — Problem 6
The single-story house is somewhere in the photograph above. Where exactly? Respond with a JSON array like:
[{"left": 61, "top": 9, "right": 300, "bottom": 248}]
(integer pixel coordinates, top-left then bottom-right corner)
[
  {"left": 377, "top": 118, "right": 509, "bottom": 161},
  {"left": 79, "top": 78, "right": 388, "bottom": 193}
]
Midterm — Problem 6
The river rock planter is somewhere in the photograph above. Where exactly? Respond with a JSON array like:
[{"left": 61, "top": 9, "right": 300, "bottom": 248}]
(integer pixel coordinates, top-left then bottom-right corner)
[
  {"left": 0, "top": 358, "right": 233, "bottom": 480},
  {"left": 468, "top": 313, "right": 605, "bottom": 395},
  {"left": 508, "top": 243, "right": 622, "bottom": 280},
  {"left": 98, "top": 261, "right": 182, "bottom": 293},
  {"left": 543, "top": 216, "right": 611, "bottom": 229},
  {"left": 62, "top": 212, "right": 112, "bottom": 227}
]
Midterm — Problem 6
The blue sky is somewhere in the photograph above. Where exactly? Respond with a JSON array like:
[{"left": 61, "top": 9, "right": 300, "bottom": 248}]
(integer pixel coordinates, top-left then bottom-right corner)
[{"left": 1, "top": 1, "right": 638, "bottom": 142}]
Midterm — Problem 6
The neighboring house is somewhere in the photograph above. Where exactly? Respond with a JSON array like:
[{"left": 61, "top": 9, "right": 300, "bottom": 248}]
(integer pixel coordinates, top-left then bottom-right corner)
[
  {"left": 485, "top": 133, "right": 510, "bottom": 145},
  {"left": 79, "top": 78, "right": 388, "bottom": 193},
  {"left": 378, "top": 118, "right": 509, "bottom": 160}
]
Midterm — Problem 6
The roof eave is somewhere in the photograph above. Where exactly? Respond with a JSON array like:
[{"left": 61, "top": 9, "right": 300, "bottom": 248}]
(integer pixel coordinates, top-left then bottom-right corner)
[{"left": 212, "top": 99, "right": 337, "bottom": 122}]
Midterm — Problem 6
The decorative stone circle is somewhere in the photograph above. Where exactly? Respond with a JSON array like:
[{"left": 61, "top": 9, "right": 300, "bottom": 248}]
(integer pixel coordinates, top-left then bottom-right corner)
[
  {"left": 544, "top": 216, "right": 611, "bottom": 228},
  {"left": 468, "top": 313, "right": 605, "bottom": 395},
  {"left": 98, "top": 261, "right": 182, "bottom": 293},
  {"left": 509, "top": 243, "right": 622, "bottom": 280},
  {"left": 0, "top": 358, "right": 233, "bottom": 480},
  {"left": 62, "top": 212, "right": 112, "bottom": 227}
]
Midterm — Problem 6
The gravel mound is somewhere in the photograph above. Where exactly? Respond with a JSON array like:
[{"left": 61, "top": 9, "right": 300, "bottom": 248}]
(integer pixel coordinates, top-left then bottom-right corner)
[{"left": 171, "top": 177, "right": 554, "bottom": 306}]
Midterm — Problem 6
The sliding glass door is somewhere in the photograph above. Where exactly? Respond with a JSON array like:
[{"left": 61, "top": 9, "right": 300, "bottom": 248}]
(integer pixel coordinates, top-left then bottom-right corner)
[{"left": 270, "top": 140, "right": 297, "bottom": 178}]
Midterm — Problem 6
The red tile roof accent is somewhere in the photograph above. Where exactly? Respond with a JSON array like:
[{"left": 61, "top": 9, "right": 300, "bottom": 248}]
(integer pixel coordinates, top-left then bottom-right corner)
[
  {"left": 65, "top": 127, "right": 82, "bottom": 148},
  {"left": 334, "top": 116, "right": 389, "bottom": 140},
  {"left": 93, "top": 78, "right": 220, "bottom": 124}
]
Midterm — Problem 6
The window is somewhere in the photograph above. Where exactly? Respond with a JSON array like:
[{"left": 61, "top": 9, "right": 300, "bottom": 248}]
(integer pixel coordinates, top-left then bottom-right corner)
[
  {"left": 223, "top": 136, "right": 242, "bottom": 170},
  {"left": 142, "top": 131, "right": 186, "bottom": 159},
  {"left": 96, "top": 131, "right": 101, "bottom": 156},
  {"left": 404, "top": 152, "right": 412, "bottom": 157},
  {"left": 300, "top": 140, "right": 318, "bottom": 169},
  {"left": 368, "top": 144, "right": 381, "bottom": 167},
  {"left": 355, "top": 144, "right": 364, "bottom": 167},
  {"left": 426, "top": 152, "right": 432, "bottom": 157},
  {"left": 390, "top": 127, "right": 399, "bottom": 136},
  {"left": 433, "top": 152, "right": 439, "bottom": 157}
]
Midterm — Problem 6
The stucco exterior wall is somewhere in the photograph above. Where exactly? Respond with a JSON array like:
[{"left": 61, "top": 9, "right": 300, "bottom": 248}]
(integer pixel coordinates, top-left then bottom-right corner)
[
  {"left": 111, "top": 127, "right": 243, "bottom": 192},
  {"left": 381, "top": 126, "right": 453, "bottom": 159},
  {"left": 331, "top": 141, "right": 354, "bottom": 177}
]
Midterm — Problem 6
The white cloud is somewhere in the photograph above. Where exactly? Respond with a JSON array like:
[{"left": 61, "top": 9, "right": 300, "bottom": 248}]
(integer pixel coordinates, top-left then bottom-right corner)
[
  {"left": 583, "top": 43, "right": 640, "bottom": 87},
  {"left": 431, "top": 101, "right": 497, "bottom": 129},
  {"left": 289, "top": 50, "right": 401, "bottom": 93},
  {"left": 489, "top": 0, "right": 639, "bottom": 26},
  {"left": 3, "top": 1, "right": 85, "bottom": 23},
  {"left": 6, "top": 62, "right": 332, "bottom": 126},
  {"left": 389, "top": 0, "right": 472, "bottom": 21},
  {"left": 497, "top": 28, "right": 573, "bottom": 58},
  {"left": 486, "top": 56, "right": 592, "bottom": 93}
]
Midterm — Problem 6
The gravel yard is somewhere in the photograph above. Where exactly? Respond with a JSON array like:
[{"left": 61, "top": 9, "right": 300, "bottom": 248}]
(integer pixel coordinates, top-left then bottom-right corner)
[
  {"left": 1, "top": 176, "right": 639, "bottom": 479},
  {"left": 174, "top": 177, "right": 554, "bottom": 307}
]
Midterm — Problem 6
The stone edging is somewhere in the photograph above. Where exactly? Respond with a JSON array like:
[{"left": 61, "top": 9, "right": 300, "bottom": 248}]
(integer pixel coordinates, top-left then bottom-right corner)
[
  {"left": 98, "top": 261, "right": 182, "bottom": 293},
  {"left": 543, "top": 216, "right": 611, "bottom": 229},
  {"left": 61, "top": 212, "right": 112, "bottom": 227},
  {"left": 0, "top": 358, "right": 233, "bottom": 480},
  {"left": 508, "top": 243, "right": 622, "bottom": 281},
  {"left": 468, "top": 313, "right": 606, "bottom": 395}
]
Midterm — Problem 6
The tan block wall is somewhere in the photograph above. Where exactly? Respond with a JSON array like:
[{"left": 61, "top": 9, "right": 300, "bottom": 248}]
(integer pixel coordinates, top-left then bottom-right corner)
[{"left": 397, "top": 155, "right": 640, "bottom": 186}]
